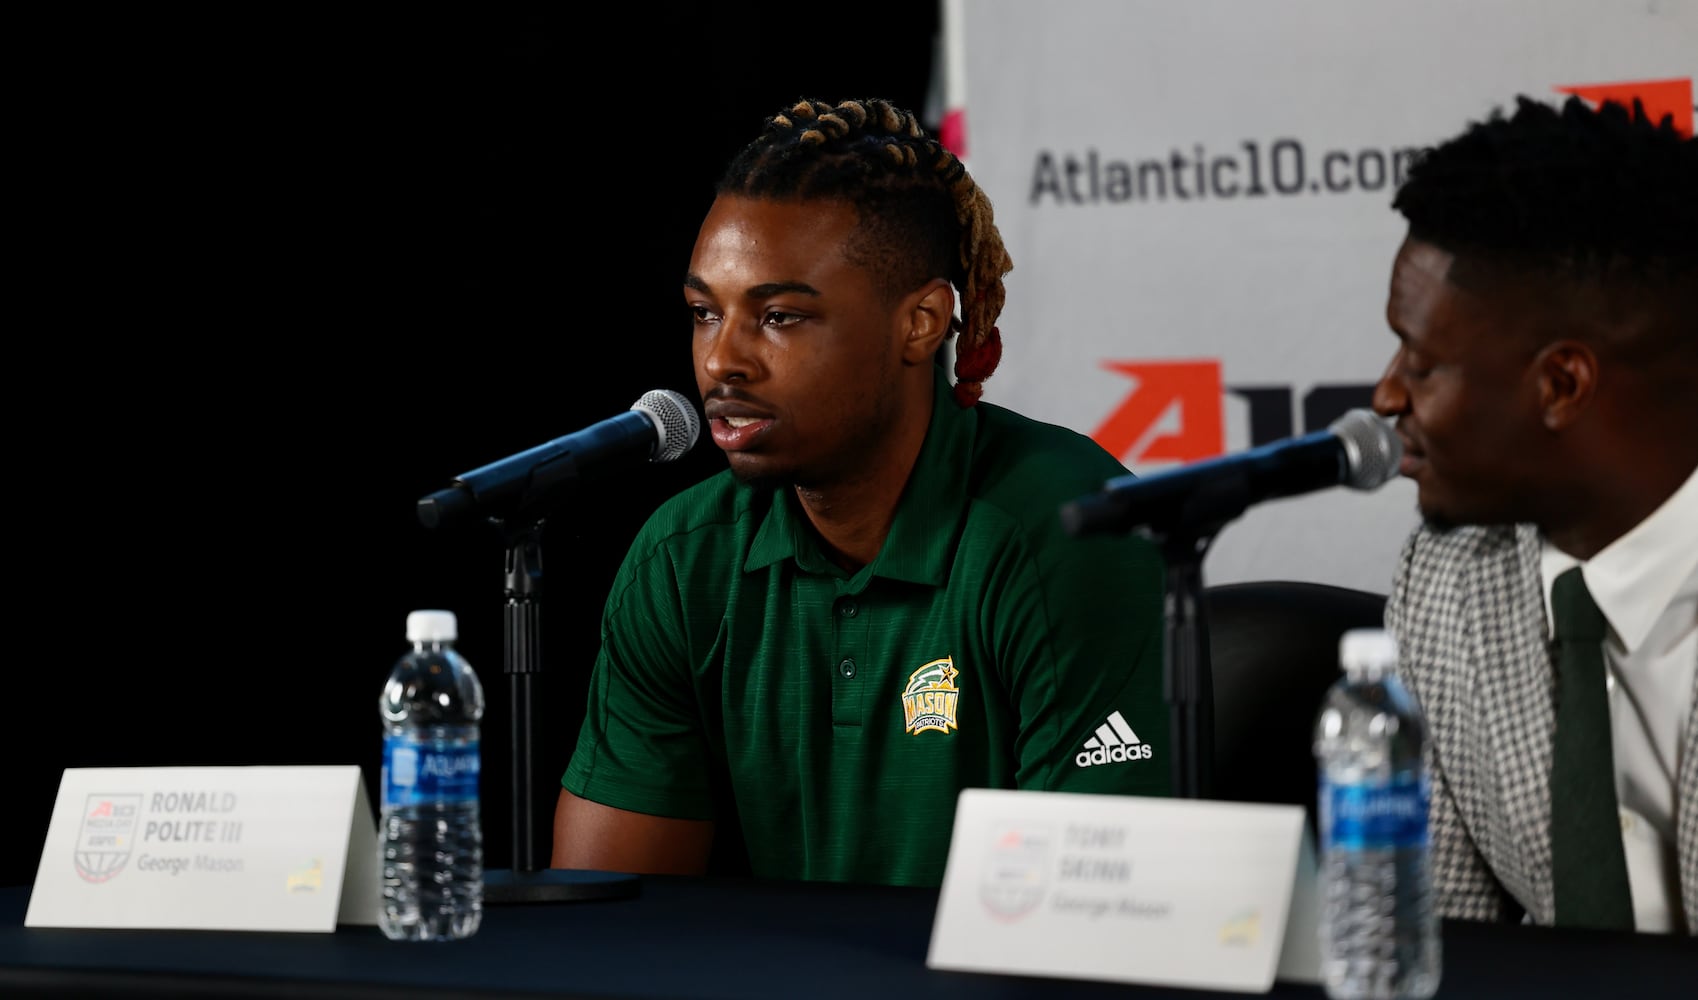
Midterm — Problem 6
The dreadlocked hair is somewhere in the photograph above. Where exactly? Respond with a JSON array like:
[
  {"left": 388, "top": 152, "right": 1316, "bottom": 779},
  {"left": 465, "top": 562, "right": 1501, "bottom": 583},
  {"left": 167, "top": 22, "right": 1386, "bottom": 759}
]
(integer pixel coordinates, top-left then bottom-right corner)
[
  {"left": 717, "top": 97, "right": 1014, "bottom": 407},
  {"left": 1393, "top": 95, "right": 1696, "bottom": 360}
]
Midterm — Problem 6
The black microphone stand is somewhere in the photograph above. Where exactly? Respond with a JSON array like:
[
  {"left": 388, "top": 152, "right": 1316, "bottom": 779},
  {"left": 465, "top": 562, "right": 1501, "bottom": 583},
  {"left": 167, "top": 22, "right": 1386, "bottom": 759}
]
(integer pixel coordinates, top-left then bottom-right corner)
[
  {"left": 1123, "top": 467, "right": 1261, "bottom": 801},
  {"left": 479, "top": 508, "right": 640, "bottom": 905},
  {"left": 1148, "top": 526, "right": 1217, "bottom": 801}
]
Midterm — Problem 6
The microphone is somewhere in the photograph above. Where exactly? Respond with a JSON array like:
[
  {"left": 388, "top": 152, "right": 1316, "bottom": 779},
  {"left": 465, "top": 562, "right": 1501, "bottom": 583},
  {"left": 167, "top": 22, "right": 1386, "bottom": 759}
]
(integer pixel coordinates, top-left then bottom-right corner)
[
  {"left": 1060, "top": 408, "right": 1401, "bottom": 537},
  {"left": 417, "top": 389, "right": 701, "bottom": 529}
]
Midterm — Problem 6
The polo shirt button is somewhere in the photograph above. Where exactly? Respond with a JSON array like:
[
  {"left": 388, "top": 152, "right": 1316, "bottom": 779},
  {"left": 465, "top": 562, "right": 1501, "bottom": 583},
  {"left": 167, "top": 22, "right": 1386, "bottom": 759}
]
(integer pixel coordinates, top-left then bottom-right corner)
[
  {"left": 839, "top": 600, "right": 858, "bottom": 619},
  {"left": 838, "top": 658, "right": 856, "bottom": 678}
]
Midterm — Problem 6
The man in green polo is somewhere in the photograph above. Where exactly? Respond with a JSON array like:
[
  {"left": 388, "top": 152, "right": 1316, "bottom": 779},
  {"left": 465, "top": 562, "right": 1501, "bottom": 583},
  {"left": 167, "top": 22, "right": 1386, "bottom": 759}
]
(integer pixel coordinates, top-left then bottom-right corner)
[{"left": 552, "top": 98, "right": 1169, "bottom": 887}]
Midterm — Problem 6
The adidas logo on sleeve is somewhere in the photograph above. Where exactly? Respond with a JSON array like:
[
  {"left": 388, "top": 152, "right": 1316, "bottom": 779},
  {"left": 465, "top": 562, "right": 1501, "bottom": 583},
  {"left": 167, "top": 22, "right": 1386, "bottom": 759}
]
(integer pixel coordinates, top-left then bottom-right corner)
[{"left": 1074, "top": 710, "right": 1154, "bottom": 768}]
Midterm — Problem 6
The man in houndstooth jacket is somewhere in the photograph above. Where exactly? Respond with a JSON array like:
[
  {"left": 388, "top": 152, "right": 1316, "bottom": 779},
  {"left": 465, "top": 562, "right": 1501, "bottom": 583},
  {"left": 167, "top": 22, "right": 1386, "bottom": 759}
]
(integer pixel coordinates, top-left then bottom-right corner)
[{"left": 1371, "top": 94, "right": 1696, "bottom": 934}]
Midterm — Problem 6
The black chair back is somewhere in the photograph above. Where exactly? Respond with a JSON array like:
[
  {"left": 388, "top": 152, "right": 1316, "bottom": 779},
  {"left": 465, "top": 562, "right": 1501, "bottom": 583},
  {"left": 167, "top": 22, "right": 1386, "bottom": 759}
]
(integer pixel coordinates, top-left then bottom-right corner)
[{"left": 1204, "top": 580, "right": 1388, "bottom": 825}]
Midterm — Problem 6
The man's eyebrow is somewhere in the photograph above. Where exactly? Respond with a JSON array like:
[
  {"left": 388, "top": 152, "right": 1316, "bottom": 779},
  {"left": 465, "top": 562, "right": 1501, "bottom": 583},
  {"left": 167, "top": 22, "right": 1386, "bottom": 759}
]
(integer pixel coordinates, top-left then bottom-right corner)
[
  {"left": 682, "top": 273, "right": 822, "bottom": 299},
  {"left": 749, "top": 281, "right": 821, "bottom": 298}
]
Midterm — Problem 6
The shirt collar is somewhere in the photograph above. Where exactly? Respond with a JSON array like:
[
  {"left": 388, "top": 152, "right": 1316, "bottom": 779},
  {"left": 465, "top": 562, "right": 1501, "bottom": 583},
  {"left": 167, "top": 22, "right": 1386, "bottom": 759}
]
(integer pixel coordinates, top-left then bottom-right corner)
[
  {"left": 743, "top": 366, "right": 972, "bottom": 586},
  {"left": 1539, "top": 463, "right": 1698, "bottom": 651}
]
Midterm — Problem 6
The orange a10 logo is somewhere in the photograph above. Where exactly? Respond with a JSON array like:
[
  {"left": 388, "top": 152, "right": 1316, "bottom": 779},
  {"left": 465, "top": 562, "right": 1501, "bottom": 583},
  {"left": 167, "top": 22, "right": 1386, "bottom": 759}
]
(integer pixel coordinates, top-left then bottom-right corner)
[
  {"left": 1091, "top": 359, "right": 1375, "bottom": 465},
  {"left": 1556, "top": 77, "right": 1693, "bottom": 138}
]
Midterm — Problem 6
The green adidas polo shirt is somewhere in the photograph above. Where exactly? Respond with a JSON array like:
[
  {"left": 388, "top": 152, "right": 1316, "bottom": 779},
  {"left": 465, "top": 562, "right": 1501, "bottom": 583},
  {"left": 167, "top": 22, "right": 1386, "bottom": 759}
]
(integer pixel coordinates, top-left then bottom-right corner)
[{"left": 564, "top": 368, "right": 1169, "bottom": 887}]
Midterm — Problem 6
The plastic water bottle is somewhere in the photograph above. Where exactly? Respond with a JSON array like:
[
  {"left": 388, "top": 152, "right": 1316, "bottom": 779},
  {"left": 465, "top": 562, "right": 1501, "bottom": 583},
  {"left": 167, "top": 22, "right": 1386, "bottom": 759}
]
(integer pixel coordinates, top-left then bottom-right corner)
[
  {"left": 1312, "top": 628, "right": 1440, "bottom": 999},
  {"left": 378, "top": 609, "right": 486, "bottom": 941}
]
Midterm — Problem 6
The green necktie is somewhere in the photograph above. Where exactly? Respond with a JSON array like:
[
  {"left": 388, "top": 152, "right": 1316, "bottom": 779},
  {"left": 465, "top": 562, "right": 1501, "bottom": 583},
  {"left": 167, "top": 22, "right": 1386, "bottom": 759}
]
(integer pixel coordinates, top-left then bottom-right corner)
[{"left": 1548, "top": 566, "right": 1635, "bottom": 930}]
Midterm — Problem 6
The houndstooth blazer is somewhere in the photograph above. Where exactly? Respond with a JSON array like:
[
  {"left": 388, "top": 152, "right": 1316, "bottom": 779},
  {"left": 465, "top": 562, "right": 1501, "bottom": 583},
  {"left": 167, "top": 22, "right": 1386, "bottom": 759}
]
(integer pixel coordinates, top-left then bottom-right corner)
[{"left": 1385, "top": 522, "right": 1698, "bottom": 933}]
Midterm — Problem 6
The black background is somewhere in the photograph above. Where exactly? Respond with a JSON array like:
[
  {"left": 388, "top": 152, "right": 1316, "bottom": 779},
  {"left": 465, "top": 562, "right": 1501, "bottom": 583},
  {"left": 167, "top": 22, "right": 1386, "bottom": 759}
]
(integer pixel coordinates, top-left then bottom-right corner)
[{"left": 11, "top": 4, "right": 938, "bottom": 889}]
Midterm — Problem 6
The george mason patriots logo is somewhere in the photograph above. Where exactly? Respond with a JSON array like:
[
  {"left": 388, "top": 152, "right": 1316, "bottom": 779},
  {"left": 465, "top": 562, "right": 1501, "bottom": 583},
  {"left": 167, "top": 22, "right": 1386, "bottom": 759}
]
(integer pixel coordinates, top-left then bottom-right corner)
[{"left": 902, "top": 655, "right": 961, "bottom": 735}]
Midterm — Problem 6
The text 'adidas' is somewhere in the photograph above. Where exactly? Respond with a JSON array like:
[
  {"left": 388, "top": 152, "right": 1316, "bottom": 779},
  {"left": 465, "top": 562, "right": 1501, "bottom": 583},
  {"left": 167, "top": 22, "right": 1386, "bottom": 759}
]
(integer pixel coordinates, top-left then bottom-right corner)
[{"left": 1074, "top": 710, "right": 1154, "bottom": 768}]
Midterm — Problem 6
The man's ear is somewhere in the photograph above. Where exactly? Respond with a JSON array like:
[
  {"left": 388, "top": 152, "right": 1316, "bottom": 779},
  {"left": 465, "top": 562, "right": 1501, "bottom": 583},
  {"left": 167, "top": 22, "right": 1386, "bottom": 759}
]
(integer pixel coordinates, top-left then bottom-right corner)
[
  {"left": 1535, "top": 340, "right": 1598, "bottom": 430},
  {"left": 900, "top": 279, "right": 955, "bottom": 365}
]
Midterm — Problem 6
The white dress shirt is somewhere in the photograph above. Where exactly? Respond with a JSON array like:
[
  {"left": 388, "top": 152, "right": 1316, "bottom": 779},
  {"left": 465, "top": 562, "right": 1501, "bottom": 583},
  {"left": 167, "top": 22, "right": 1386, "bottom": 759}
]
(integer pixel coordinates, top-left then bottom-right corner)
[{"left": 1540, "top": 465, "right": 1698, "bottom": 933}]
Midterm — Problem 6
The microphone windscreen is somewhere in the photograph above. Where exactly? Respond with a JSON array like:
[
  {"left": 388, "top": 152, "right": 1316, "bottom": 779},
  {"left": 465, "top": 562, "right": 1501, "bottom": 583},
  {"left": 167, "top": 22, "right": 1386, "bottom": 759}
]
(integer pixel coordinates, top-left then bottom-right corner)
[
  {"left": 634, "top": 389, "right": 701, "bottom": 463},
  {"left": 1329, "top": 408, "right": 1401, "bottom": 490}
]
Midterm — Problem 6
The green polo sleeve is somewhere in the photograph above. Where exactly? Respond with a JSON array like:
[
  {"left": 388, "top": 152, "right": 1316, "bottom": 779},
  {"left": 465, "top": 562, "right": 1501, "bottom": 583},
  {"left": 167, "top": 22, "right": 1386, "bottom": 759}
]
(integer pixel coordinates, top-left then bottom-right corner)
[
  {"left": 969, "top": 412, "right": 1171, "bottom": 799},
  {"left": 999, "top": 525, "right": 1171, "bottom": 797},
  {"left": 562, "top": 534, "right": 716, "bottom": 820}
]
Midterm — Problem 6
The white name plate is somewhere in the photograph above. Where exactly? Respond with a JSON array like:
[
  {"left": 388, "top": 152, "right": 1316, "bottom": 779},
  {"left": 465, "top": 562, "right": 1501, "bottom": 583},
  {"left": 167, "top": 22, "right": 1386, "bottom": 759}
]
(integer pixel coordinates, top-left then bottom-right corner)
[
  {"left": 927, "top": 789, "right": 1319, "bottom": 994},
  {"left": 26, "top": 765, "right": 379, "bottom": 932}
]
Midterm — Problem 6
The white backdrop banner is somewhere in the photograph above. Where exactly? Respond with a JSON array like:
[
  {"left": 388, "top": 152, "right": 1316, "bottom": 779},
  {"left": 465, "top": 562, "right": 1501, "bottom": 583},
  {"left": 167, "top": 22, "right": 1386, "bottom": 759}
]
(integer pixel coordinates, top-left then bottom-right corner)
[{"left": 946, "top": 0, "right": 1695, "bottom": 592}]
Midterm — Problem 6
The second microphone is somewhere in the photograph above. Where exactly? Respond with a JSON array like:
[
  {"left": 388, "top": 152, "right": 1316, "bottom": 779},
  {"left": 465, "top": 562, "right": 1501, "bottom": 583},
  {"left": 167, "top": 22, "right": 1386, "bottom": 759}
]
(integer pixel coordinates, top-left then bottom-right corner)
[{"left": 1060, "top": 408, "right": 1402, "bottom": 538}]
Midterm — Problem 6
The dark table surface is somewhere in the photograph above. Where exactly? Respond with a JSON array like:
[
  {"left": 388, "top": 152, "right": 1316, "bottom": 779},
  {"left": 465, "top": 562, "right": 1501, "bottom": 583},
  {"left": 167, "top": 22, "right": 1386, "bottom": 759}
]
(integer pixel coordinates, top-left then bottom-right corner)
[{"left": 2, "top": 876, "right": 1694, "bottom": 999}]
